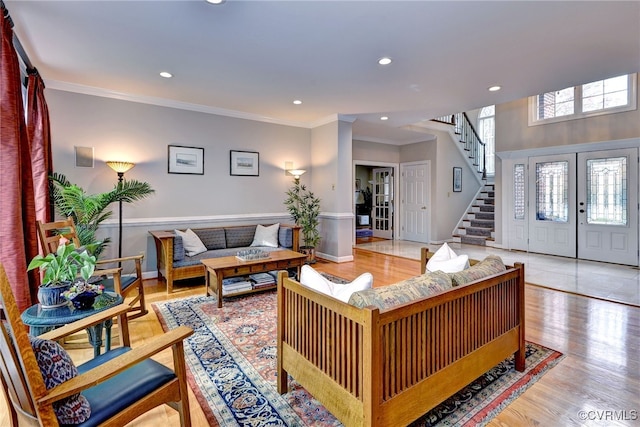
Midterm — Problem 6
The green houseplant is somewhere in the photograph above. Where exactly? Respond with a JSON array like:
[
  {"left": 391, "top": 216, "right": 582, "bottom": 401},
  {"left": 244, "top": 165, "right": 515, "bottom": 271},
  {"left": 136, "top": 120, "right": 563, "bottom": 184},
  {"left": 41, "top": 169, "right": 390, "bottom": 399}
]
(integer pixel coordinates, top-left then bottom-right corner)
[
  {"left": 50, "top": 172, "right": 155, "bottom": 256},
  {"left": 27, "top": 242, "right": 97, "bottom": 308},
  {"left": 284, "top": 177, "right": 321, "bottom": 263}
]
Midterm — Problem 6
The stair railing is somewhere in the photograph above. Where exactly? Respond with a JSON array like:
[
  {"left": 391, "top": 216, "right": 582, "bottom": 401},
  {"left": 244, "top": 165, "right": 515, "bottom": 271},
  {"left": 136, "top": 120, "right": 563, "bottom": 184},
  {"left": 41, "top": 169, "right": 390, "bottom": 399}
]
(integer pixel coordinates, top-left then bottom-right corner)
[{"left": 433, "top": 113, "right": 486, "bottom": 180}]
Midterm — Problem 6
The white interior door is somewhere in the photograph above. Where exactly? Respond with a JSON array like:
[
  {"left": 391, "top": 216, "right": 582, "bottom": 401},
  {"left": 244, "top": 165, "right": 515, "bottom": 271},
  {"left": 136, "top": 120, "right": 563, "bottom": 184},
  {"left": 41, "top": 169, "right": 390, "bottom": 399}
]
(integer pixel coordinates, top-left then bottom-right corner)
[
  {"left": 373, "top": 167, "right": 393, "bottom": 239},
  {"left": 577, "top": 148, "right": 638, "bottom": 265},
  {"left": 528, "top": 154, "right": 577, "bottom": 258},
  {"left": 400, "top": 162, "right": 430, "bottom": 243}
]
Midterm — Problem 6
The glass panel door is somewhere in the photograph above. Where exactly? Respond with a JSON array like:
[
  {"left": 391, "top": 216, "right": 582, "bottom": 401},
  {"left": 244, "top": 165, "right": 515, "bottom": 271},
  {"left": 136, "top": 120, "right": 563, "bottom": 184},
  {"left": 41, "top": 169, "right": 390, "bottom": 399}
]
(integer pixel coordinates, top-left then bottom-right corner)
[
  {"left": 372, "top": 167, "right": 393, "bottom": 239},
  {"left": 578, "top": 149, "right": 638, "bottom": 265},
  {"left": 528, "top": 154, "right": 577, "bottom": 258}
]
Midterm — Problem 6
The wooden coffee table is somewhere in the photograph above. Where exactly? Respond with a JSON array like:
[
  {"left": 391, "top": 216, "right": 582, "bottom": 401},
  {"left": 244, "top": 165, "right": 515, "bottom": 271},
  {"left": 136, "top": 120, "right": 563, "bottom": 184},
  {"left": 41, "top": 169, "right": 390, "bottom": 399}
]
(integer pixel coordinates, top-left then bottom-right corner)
[{"left": 202, "top": 249, "right": 307, "bottom": 308}]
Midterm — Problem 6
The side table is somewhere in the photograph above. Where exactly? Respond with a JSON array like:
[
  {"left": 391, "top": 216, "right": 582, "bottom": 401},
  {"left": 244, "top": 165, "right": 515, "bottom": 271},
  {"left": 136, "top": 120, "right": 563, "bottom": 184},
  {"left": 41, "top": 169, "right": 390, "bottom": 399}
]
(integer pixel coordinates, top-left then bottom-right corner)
[{"left": 21, "top": 292, "right": 123, "bottom": 357}]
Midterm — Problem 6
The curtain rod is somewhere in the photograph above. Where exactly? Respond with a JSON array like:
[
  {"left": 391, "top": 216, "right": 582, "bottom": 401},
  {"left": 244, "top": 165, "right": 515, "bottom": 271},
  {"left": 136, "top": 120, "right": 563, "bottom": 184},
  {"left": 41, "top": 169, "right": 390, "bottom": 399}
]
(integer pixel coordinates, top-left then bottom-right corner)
[{"left": 1, "top": 0, "right": 35, "bottom": 70}]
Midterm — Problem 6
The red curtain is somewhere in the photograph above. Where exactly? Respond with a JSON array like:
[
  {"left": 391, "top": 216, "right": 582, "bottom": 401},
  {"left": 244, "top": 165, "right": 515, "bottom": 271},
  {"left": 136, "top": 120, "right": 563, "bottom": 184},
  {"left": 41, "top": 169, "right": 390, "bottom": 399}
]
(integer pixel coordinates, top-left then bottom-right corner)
[
  {"left": 26, "top": 70, "right": 52, "bottom": 225},
  {"left": 0, "top": 11, "right": 39, "bottom": 310}
]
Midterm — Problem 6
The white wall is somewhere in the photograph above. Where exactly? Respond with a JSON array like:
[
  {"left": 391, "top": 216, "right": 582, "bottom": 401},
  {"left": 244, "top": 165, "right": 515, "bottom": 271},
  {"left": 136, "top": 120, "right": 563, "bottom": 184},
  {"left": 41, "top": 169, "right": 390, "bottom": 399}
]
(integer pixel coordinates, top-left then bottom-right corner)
[{"left": 46, "top": 89, "right": 312, "bottom": 273}]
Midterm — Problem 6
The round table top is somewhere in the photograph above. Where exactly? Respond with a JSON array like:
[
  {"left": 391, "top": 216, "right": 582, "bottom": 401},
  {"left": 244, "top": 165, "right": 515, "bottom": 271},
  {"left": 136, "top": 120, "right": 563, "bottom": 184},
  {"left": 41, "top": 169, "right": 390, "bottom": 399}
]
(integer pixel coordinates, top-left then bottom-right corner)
[{"left": 21, "top": 292, "right": 123, "bottom": 327}]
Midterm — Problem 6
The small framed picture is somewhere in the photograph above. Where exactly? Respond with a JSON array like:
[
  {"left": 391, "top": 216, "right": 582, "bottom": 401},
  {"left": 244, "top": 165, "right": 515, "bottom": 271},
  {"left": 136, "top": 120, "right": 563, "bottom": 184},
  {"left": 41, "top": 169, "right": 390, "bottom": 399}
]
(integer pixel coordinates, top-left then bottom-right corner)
[
  {"left": 453, "top": 167, "right": 462, "bottom": 192},
  {"left": 230, "top": 150, "right": 259, "bottom": 176},
  {"left": 168, "top": 145, "right": 204, "bottom": 175}
]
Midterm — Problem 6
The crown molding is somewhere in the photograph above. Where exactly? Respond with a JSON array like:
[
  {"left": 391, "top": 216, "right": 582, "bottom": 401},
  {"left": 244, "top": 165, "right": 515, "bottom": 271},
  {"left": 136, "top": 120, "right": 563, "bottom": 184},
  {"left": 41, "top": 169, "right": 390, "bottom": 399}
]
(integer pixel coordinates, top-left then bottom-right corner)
[
  {"left": 310, "top": 113, "right": 358, "bottom": 128},
  {"left": 44, "top": 79, "right": 313, "bottom": 129}
]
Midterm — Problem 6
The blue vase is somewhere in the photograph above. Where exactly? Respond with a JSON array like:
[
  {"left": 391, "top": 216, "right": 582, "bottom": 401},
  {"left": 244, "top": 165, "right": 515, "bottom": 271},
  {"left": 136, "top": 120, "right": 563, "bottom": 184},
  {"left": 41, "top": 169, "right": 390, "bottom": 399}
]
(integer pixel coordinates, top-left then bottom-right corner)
[
  {"left": 38, "top": 282, "right": 72, "bottom": 309},
  {"left": 71, "top": 291, "right": 97, "bottom": 310}
]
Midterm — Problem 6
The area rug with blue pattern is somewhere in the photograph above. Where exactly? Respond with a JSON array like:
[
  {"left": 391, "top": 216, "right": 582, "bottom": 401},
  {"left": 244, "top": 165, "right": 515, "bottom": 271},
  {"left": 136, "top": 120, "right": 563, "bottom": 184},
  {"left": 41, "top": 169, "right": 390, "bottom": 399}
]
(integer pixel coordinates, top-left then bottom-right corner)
[{"left": 153, "top": 290, "right": 563, "bottom": 426}]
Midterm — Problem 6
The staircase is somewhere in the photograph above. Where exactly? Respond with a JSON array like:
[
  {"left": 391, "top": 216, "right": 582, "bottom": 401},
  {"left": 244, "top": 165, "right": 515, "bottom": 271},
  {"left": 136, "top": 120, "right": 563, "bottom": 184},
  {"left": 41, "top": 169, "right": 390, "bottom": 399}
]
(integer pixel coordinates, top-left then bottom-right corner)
[{"left": 453, "top": 183, "right": 495, "bottom": 246}]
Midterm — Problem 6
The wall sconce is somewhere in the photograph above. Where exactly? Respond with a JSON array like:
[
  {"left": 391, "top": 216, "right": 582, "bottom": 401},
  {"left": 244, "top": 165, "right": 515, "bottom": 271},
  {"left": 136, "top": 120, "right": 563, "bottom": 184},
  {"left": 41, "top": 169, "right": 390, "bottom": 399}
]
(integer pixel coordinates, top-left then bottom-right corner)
[
  {"left": 287, "top": 169, "right": 306, "bottom": 179},
  {"left": 106, "top": 160, "right": 135, "bottom": 260},
  {"left": 284, "top": 161, "right": 306, "bottom": 179}
]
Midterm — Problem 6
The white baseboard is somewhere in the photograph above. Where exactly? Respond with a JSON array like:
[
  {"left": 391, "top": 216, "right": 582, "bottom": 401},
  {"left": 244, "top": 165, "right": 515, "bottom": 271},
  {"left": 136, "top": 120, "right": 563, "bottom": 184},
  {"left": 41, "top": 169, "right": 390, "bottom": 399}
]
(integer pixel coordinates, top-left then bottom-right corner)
[{"left": 316, "top": 251, "right": 353, "bottom": 263}]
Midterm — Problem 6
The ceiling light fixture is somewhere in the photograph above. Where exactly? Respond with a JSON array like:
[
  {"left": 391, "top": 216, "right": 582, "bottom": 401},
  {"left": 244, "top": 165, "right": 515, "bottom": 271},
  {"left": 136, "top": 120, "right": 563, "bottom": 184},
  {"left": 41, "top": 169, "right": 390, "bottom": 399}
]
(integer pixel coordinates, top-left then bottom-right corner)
[
  {"left": 380, "top": 116, "right": 389, "bottom": 121},
  {"left": 205, "top": 0, "right": 225, "bottom": 4},
  {"left": 377, "top": 57, "right": 392, "bottom": 66},
  {"left": 488, "top": 85, "right": 501, "bottom": 92},
  {"left": 159, "top": 71, "right": 173, "bottom": 78},
  {"left": 293, "top": 100, "right": 302, "bottom": 105}
]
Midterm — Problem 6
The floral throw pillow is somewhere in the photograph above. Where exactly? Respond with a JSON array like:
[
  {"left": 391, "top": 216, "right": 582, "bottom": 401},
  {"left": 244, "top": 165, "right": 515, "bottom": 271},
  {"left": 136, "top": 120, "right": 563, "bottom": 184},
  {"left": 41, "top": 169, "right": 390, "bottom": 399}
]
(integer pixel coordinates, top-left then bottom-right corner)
[{"left": 29, "top": 336, "right": 91, "bottom": 424}]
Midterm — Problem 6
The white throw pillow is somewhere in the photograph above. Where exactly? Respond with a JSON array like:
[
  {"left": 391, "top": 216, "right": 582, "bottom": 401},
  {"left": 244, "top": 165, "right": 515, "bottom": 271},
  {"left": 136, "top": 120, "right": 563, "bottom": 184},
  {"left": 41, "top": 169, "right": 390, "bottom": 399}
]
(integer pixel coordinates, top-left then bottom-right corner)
[
  {"left": 426, "top": 242, "right": 469, "bottom": 273},
  {"left": 251, "top": 223, "right": 280, "bottom": 248},
  {"left": 299, "top": 265, "right": 373, "bottom": 303},
  {"left": 174, "top": 228, "right": 208, "bottom": 257}
]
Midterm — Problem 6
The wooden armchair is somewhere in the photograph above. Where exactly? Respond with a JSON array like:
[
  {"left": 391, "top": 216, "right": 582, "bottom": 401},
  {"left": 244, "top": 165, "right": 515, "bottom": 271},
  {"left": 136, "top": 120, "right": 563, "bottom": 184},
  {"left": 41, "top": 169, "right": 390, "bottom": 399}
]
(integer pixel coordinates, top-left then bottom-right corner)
[
  {"left": 0, "top": 263, "right": 193, "bottom": 426},
  {"left": 37, "top": 217, "right": 147, "bottom": 320}
]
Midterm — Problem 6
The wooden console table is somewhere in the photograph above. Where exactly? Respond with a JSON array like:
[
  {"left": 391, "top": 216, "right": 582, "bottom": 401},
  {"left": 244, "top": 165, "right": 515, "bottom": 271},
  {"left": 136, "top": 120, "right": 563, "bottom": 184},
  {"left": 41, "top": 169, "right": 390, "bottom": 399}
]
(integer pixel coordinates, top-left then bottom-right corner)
[{"left": 202, "top": 249, "right": 307, "bottom": 308}]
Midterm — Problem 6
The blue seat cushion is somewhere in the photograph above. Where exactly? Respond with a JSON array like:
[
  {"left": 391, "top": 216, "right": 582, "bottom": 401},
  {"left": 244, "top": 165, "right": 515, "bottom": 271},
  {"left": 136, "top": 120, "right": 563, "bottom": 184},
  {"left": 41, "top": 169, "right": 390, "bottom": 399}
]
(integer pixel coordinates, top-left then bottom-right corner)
[
  {"left": 100, "top": 275, "right": 137, "bottom": 293},
  {"left": 67, "top": 347, "right": 177, "bottom": 426}
]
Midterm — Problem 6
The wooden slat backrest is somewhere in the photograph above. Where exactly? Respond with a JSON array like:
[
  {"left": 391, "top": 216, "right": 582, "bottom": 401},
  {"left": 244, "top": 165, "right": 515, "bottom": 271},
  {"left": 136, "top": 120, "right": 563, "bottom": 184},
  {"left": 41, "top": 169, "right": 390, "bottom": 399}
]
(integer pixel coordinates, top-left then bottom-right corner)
[
  {"left": 375, "top": 268, "right": 522, "bottom": 400},
  {"left": 0, "top": 263, "right": 58, "bottom": 425},
  {"left": 36, "top": 217, "right": 82, "bottom": 255}
]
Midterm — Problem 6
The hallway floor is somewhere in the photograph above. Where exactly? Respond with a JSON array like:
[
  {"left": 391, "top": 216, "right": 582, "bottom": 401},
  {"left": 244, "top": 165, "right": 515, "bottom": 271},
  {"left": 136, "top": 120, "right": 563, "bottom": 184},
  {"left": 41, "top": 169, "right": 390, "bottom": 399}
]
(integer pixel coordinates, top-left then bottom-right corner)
[{"left": 355, "top": 239, "right": 640, "bottom": 307}]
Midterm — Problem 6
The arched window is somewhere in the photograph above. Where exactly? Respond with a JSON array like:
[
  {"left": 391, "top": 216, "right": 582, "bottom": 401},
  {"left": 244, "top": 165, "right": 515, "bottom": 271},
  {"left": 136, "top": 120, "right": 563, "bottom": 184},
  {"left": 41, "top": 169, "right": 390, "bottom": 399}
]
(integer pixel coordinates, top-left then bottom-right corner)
[{"left": 478, "top": 105, "right": 495, "bottom": 177}]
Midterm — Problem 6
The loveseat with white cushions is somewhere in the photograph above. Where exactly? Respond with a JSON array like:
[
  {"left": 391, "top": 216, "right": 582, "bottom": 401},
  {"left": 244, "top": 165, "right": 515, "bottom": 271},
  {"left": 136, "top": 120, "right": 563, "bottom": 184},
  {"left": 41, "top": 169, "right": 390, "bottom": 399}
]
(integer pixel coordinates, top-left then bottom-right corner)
[
  {"left": 276, "top": 247, "right": 525, "bottom": 427},
  {"left": 150, "top": 223, "right": 299, "bottom": 293}
]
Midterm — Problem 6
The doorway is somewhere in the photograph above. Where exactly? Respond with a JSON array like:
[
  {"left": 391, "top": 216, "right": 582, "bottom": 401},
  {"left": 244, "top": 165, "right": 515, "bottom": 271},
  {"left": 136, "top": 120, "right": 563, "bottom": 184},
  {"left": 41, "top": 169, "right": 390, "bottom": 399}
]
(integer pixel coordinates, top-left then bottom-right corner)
[
  {"left": 508, "top": 147, "right": 639, "bottom": 266},
  {"left": 354, "top": 162, "right": 398, "bottom": 242}
]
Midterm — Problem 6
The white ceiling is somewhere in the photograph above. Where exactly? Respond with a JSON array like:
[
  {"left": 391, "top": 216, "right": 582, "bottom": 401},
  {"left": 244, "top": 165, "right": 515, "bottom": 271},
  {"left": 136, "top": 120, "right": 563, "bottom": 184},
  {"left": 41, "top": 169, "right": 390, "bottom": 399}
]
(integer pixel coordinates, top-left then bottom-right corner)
[{"left": 5, "top": 0, "right": 640, "bottom": 144}]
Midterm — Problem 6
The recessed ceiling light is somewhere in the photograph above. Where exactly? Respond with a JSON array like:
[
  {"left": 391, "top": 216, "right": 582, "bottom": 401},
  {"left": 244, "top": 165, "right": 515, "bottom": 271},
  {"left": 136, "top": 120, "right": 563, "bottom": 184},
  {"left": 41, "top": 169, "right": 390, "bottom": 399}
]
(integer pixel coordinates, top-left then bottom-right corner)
[
  {"left": 205, "top": 0, "right": 225, "bottom": 4},
  {"left": 380, "top": 116, "right": 389, "bottom": 121},
  {"left": 488, "top": 85, "right": 501, "bottom": 92},
  {"left": 378, "top": 57, "right": 392, "bottom": 66},
  {"left": 293, "top": 100, "right": 302, "bottom": 105},
  {"left": 159, "top": 71, "right": 173, "bottom": 78}
]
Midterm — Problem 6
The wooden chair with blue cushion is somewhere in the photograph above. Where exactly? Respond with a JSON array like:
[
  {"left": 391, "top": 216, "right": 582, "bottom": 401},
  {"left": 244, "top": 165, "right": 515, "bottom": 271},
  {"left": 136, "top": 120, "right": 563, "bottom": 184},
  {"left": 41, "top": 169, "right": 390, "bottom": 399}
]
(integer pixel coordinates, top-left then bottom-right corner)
[
  {"left": 0, "top": 263, "right": 193, "bottom": 426},
  {"left": 37, "top": 217, "right": 148, "bottom": 320}
]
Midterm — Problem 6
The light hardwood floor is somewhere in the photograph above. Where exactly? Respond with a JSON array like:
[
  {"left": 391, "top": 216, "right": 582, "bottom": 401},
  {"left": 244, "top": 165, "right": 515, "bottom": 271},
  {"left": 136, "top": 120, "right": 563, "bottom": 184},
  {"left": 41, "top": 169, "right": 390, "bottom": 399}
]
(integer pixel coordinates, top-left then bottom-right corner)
[{"left": 2, "top": 249, "right": 638, "bottom": 426}]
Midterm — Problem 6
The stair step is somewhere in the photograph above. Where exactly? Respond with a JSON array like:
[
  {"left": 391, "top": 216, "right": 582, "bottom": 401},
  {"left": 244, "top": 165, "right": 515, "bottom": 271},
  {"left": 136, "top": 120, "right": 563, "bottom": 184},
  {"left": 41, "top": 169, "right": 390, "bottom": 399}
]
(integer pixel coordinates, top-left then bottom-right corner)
[
  {"left": 474, "top": 212, "right": 495, "bottom": 220},
  {"left": 470, "top": 219, "right": 494, "bottom": 228},
  {"left": 465, "top": 227, "right": 493, "bottom": 237},
  {"left": 460, "top": 235, "right": 488, "bottom": 246},
  {"left": 479, "top": 205, "right": 495, "bottom": 212}
]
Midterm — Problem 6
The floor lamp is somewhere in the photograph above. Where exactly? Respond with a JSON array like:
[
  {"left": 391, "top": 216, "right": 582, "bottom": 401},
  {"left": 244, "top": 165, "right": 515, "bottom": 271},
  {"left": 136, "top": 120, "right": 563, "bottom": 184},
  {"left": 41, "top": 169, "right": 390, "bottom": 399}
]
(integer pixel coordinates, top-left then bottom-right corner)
[{"left": 106, "top": 161, "right": 135, "bottom": 261}]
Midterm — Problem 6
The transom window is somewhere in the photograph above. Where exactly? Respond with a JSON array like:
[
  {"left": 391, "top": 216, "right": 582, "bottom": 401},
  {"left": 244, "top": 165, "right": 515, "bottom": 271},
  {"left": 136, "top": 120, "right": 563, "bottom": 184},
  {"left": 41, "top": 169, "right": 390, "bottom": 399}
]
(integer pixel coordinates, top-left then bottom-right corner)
[{"left": 529, "top": 74, "right": 637, "bottom": 125}]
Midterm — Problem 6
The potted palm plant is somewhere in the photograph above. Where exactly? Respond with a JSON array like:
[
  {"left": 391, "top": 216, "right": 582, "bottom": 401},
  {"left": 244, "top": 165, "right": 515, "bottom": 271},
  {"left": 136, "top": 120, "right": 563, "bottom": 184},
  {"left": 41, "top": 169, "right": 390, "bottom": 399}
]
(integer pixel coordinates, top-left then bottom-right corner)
[
  {"left": 27, "top": 242, "right": 97, "bottom": 308},
  {"left": 284, "top": 178, "right": 321, "bottom": 263},
  {"left": 49, "top": 172, "right": 154, "bottom": 255}
]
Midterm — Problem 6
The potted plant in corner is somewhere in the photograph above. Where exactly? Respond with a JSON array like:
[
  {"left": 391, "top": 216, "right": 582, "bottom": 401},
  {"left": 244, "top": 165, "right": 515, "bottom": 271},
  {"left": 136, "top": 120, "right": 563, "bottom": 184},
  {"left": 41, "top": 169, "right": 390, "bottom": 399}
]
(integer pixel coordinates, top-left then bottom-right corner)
[
  {"left": 27, "top": 241, "right": 97, "bottom": 308},
  {"left": 284, "top": 177, "right": 321, "bottom": 263}
]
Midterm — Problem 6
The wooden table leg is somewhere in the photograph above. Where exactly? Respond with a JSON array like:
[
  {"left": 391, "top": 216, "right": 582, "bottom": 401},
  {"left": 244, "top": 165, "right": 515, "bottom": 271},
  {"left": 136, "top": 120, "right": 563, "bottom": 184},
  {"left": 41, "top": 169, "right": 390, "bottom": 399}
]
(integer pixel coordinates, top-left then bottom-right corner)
[
  {"left": 217, "top": 272, "right": 223, "bottom": 308},
  {"left": 205, "top": 267, "right": 210, "bottom": 297}
]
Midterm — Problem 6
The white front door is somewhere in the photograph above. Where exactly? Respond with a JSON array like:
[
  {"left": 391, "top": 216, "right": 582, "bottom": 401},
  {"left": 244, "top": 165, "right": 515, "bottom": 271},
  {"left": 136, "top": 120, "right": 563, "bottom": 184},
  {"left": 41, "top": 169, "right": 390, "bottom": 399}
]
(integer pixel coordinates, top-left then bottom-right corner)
[
  {"left": 400, "top": 162, "right": 430, "bottom": 243},
  {"left": 577, "top": 148, "right": 638, "bottom": 265},
  {"left": 372, "top": 167, "right": 393, "bottom": 239},
  {"left": 528, "top": 154, "right": 577, "bottom": 258}
]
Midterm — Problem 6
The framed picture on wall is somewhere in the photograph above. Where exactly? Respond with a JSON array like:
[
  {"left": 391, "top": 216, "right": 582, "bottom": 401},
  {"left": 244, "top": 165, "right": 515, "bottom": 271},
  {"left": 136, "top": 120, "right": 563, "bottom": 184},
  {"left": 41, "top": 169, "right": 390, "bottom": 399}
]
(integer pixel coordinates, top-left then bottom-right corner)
[
  {"left": 168, "top": 145, "right": 204, "bottom": 175},
  {"left": 453, "top": 167, "right": 462, "bottom": 192},
  {"left": 230, "top": 150, "right": 259, "bottom": 176}
]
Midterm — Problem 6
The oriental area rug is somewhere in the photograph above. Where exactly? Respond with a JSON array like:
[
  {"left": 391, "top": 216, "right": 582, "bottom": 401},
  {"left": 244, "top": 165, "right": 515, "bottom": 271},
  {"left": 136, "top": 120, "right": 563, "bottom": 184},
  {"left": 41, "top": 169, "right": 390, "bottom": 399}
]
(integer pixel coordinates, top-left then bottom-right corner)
[{"left": 153, "top": 291, "right": 564, "bottom": 427}]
